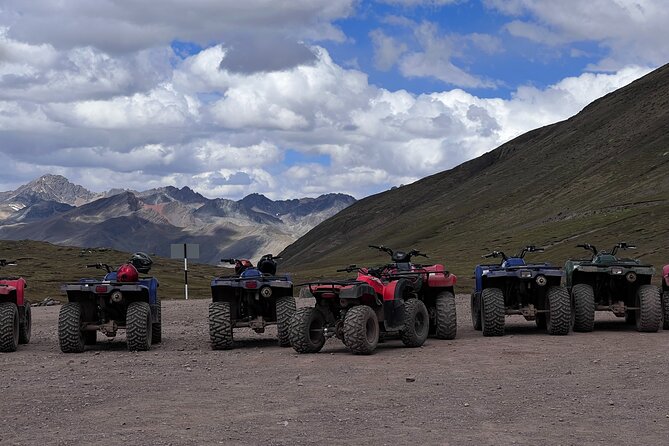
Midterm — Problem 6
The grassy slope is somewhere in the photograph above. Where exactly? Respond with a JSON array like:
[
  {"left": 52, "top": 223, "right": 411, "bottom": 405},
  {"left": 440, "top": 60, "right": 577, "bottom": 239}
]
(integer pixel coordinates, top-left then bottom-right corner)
[
  {"left": 0, "top": 240, "right": 222, "bottom": 302},
  {"left": 280, "top": 64, "right": 669, "bottom": 288}
]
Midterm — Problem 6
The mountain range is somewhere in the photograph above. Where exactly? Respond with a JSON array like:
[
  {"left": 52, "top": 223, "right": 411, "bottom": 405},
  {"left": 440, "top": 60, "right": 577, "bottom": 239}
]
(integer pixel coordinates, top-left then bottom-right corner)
[
  {"left": 0, "top": 175, "right": 355, "bottom": 264},
  {"left": 280, "top": 63, "right": 669, "bottom": 286}
]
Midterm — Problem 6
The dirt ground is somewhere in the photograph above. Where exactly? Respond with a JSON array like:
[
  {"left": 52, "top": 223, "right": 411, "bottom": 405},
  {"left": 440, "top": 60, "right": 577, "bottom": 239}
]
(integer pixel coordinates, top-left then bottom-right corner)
[{"left": 1, "top": 295, "right": 668, "bottom": 446}]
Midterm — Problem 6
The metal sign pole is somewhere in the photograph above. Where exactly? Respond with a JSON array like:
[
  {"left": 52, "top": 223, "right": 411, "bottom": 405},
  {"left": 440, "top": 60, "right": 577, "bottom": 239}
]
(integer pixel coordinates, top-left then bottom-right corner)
[{"left": 183, "top": 243, "right": 189, "bottom": 300}]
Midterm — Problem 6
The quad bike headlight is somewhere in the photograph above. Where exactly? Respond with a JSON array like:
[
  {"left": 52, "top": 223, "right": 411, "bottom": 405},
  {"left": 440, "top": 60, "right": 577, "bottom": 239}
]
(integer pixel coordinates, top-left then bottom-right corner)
[
  {"left": 611, "top": 267, "right": 624, "bottom": 275},
  {"left": 535, "top": 275, "right": 547, "bottom": 287},
  {"left": 110, "top": 290, "right": 123, "bottom": 303},
  {"left": 625, "top": 272, "right": 637, "bottom": 283},
  {"left": 519, "top": 270, "right": 533, "bottom": 279},
  {"left": 260, "top": 286, "right": 272, "bottom": 298}
]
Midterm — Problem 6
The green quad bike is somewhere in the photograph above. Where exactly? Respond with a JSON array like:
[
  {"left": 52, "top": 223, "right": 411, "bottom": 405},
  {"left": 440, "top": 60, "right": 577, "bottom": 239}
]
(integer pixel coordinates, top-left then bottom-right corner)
[{"left": 565, "top": 242, "right": 661, "bottom": 333}]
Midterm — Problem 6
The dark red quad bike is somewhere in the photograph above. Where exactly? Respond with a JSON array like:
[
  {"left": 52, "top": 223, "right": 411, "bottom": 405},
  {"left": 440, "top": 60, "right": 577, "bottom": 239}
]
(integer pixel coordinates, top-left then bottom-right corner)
[
  {"left": 290, "top": 264, "right": 431, "bottom": 355},
  {"left": 209, "top": 254, "right": 295, "bottom": 350},
  {"left": 0, "top": 259, "right": 32, "bottom": 352},
  {"left": 368, "top": 245, "right": 457, "bottom": 339},
  {"left": 59, "top": 253, "right": 161, "bottom": 353},
  {"left": 662, "top": 264, "right": 669, "bottom": 330}
]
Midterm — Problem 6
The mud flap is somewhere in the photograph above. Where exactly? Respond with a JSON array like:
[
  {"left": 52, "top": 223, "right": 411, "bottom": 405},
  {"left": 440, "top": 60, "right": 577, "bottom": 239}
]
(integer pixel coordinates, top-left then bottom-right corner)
[{"left": 383, "top": 299, "right": 405, "bottom": 331}]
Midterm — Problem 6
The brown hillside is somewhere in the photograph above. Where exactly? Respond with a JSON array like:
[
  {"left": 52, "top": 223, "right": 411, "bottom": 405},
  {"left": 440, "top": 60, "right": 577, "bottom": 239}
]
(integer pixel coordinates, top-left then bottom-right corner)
[{"left": 280, "top": 64, "right": 669, "bottom": 287}]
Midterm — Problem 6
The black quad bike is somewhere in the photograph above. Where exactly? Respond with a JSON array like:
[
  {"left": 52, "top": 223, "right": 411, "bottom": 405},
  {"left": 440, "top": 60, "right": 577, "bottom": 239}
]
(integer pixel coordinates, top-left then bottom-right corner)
[
  {"left": 0, "top": 259, "right": 32, "bottom": 352},
  {"left": 59, "top": 253, "right": 161, "bottom": 352},
  {"left": 471, "top": 246, "right": 572, "bottom": 336},
  {"left": 209, "top": 254, "right": 295, "bottom": 350},
  {"left": 565, "top": 242, "right": 661, "bottom": 332}
]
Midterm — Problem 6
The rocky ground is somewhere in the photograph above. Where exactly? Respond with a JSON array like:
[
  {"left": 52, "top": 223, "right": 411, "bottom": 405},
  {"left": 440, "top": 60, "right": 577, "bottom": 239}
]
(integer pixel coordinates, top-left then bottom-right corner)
[{"left": 1, "top": 296, "right": 668, "bottom": 445}]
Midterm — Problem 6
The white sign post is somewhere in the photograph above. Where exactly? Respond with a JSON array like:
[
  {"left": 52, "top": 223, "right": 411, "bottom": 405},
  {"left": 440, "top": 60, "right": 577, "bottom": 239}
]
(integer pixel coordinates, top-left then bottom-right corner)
[{"left": 170, "top": 244, "right": 200, "bottom": 300}]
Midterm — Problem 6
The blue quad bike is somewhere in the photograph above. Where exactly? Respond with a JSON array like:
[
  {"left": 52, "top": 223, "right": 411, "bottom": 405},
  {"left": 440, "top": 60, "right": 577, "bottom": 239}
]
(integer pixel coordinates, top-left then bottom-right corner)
[
  {"left": 209, "top": 254, "right": 295, "bottom": 350},
  {"left": 59, "top": 253, "right": 160, "bottom": 352},
  {"left": 471, "top": 245, "right": 572, "bottom": 336},
  {"left": 565, "top": 242, "right": 661, "bottom": 333}
]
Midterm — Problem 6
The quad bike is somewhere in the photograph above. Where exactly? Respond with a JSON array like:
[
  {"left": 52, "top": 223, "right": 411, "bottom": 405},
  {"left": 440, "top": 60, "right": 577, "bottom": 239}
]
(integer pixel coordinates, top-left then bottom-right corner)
[
  {"left": 290, "top": 263, "right": 430, "bottom": 355},
  {"left": 209, "top": 254, "right": 295, "bottom": 350},
  {"left": 471, "top": 245, "right": 571, "bottom": 337},
  {"left": 662, "top": 265, "right": 669, "bottom": 330},
  {"left": 59, "top": 252, "right": 161, "bottom": 352},
  {"left": 0, "top": 259, "right": 32, "bottom": 352},
  {"left": 565, "top": 242, "right": 661, "bottom": 332},
  {"left": 368, "top": 245, "right": 457, "bottom": 339}
]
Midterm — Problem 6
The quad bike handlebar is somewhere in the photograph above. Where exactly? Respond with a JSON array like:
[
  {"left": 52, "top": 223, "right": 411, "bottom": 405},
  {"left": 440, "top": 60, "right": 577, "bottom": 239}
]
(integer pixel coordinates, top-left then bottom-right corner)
[
  {"left": 368, "top": 245, "right": 429, "bottom": 260},
  {"left": 576, "top": 242, "right": 636, "bottom": 257},
  {"left": 0, "top": 259, "right": 17, "bottom": 267},
  {"left": 336, "top": 264, "right": 359, "bottom": 273},
  {"left": 483, "top": 245, "right": 544, "bottom": 261},
  {"left": 86, "top": 263, "right": 114, "bottom": 273},
  {"left": 482, "top": 251, "right": 508, "bottom": 261}
]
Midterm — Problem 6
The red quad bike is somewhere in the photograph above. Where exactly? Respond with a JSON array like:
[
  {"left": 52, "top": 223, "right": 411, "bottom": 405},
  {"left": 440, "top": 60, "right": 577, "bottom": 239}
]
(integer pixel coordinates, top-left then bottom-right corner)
[
  {"left": 0, "top": 259, "right": 32, "bottom": 352},
  {"left": 209, "top": 255, "right": 295, "bottom": 350},
  {"left": 290, "top": 264, "right": 430, "bottom": 355},
  {"left": 368, "top": 245, "right": 458, "bottom": 339},
  {"left": 663, "top": 265, "right": 669, "bottom": 330}
]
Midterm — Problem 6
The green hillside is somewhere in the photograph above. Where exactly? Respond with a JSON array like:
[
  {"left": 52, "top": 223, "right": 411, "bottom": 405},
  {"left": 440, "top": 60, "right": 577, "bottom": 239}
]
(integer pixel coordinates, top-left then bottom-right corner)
[{"left": 280, "top": 64, "right": 669, "bottom": 288}]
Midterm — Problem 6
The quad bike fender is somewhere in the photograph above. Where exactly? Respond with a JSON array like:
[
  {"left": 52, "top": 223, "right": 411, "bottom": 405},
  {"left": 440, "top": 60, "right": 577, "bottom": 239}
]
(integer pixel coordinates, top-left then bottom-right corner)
[
  {"left": 382, "top": 279, "right": 410, "bottom": 329},
  {"left": 339, "top": 283, "right": 379, "bottom": 304},
  {"left": 662, "top": 265, "right": 669, "bottom": 287},
  {"left": 0, "top": 278, "right": 26, "bottom": 305},
  {"left": 427, "top": 271, "right": 456, "bottom": 287}
]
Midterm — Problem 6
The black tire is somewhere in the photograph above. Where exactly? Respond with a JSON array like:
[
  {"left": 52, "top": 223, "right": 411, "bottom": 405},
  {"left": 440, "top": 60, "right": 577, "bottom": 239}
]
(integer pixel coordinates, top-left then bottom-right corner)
[
  {"left": 434, "top": 291, "right": 457, "bottom": 339},
  {"left": 19, "top": 302, "right": 31, "bottom": 345},
  {"left": 470, "top": 292, "right": 482, "bottom": 331},
  {"left": 572, "top": 284, "right": 595, "bottom": 332},
  {"left": 535, "top": 314, "right": 547, "bottom": 329},
  {"left": 546, "top": 286, "right": 571, "bottom": 335},
  {"left": 635, "top": 285, "right": 661, "bottom": 333},
  {"left": 481, "top": 288, "right": 504, "bottom": 337},
  {"left": 152, "top": 297, "right": 162, "bottom": 344},
  {"left": 276, "top": 296, "right": 296, "bottom": 347},
  {"left": 0, "top": 303, "right": 19, "bottom": 352},
  {"left": 209, "top": 301, "right": 234, "bottom": 350},
  {"left": 126, "top": 301, "right": 153, "bottom": 351},
  {"left": 83, "top": 330, "right": 97, "bottom": 345},
  {"left": 662, "top": 290, "right": 669, "bottom": 330},
  {"left": 400, "top": 299, "right": 429, "bottom": 347},
  {"left": 290, "top": 307, "right": 326, "bottom": 354},
  {"left": 343, "top": 305, "right": 379, "bottom": 354},
  {"left": 58, "top": 302, "right": 85, "bottom": 353}
]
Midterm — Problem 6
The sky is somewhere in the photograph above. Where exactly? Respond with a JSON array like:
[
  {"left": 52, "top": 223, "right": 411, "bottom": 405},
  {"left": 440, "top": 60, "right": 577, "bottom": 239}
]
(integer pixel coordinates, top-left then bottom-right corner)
[{"left": 0, "top": 0, "right": 666, "bottom": 200}]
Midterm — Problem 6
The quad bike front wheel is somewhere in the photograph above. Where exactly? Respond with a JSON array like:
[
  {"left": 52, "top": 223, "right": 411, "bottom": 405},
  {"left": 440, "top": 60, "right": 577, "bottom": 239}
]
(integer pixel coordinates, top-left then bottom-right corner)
[
  {"left": 343, "top": 305, "right": 379, "bottom": 354},
  {"left": 59, "top": 302, "right": 85, "bottom": 353},
  {"left": 0, "top": 302, "right": 19, "bottom": 352},
  {"left": 290, "top": 307, "right": 326, "bottom": 353},
  {"left": 481, "top": 288, "right": 504, "bottom": 337},
  {"left": 571, "top": 284, "right": 595, "bottom": 332},
  {"left": 546, "top": 286, "right": 572, "bottom": 336},
  {"left": 18, "top": 301, "right": 31, "bottom": 345},
  {"left": 400, "top": 298, "right": 429, "bottom": 347},
  {"left": 470, "top": 292, "right": 482, "bottom": 331},
  {"left": 434, "top": 291, "right": 457, "bottom": 339},
  {"left": 126, "top": 301, "right": 153, "bottom": 351},
  {"left": 635, "top": 285, "right": 661, "bottom": 333},
  {"left": 276, "top": 296, "right": 296, "bottom": 347},
  {"left": 662, "top": 290, "right": 669, "bottom": 330},
  {"left": 209, "top": 301, "right": 234, "bottom": 350}
]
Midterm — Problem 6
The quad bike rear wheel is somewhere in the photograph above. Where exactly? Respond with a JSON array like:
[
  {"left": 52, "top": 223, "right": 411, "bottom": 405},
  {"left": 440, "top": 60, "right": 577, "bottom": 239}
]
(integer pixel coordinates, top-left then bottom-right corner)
[
  {"left": 18, "top": 302, "right": 31, "bottom": 345},
  {"left": 635, "top": 285, "right": 661, "bottom": 333},
  {"left": 400, "top": 298, "right": 429, "bottom": 347},
  {"left": 662, "top": 290, "right": 669, "bottom": 330},
  {"left": 152, "top": 297, "right": 162, "bottom": 344},
  {"left": 290, "top": 307, "right": 326, "bottom": 353},
  {"left": 343, "top": 305, "right": 379, "bottom": 354},
  {"left": 470, "top": 292, "right": 482, "bottom": 331},
  {"left": 276, "top": 296, "right": 296, "bottom": 347},
  {"left": 126, "top": 301, "right": 153, "bottom": 351},
  {"left": 434, "top": 291, "right": 457, "bottom": 339},
  {"left": 0, "top": 302, "right": 19, "bottom": 352},
  {"left": 546, "top": 286, "right": 572, "bottom": 336},
  {"left": 571, "top": 284, "right": 595, "bottom": 332},
  {"left": 481, "top": 288, "right": 504, "bottom": 337},
  {"left": 58, "top": 302, "right": 85, "bottom": 353},
  {"left": 209, "top": 301, "right": 234, "bottom": 350}
]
